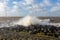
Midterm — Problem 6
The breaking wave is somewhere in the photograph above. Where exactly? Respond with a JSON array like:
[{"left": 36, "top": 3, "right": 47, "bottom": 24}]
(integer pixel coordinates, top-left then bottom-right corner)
[
  {"left": 14, "top": 15, "right": 51, "bottom": 26},
  {"left": 0, "top": 15, "right": 60, "bottom": 28}
]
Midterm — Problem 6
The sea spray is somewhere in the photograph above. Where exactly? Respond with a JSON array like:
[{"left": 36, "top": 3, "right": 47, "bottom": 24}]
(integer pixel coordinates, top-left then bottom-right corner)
[
  {"left": 15, "top": 15, "right": 50, "bottom": 27},
  {"left": 0, "top": 15, "right": 59, "bottom": 28}
]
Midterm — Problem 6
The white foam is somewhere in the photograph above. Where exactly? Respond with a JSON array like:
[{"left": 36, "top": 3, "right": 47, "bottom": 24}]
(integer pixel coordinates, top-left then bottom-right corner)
[
  {"left": 0, "top": 15, "right": 59, "bottom": 28},
  {"left": 15, "top": 15, "right": 50, "bottom": 27}
]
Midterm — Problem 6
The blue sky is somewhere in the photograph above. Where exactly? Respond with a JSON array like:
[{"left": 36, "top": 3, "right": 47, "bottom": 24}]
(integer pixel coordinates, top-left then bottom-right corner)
[{"left": 0, "top": 0, "right": 60, "bottom": 17}]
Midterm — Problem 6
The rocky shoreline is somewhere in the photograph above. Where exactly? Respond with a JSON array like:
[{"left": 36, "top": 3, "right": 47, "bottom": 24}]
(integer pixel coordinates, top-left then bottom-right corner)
[{"left": 0, "top": 25, "right": 60, "bottom": 40}]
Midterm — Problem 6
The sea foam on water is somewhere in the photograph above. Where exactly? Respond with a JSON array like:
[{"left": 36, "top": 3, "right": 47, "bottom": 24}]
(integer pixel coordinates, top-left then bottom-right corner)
[
  {"left": 15, "top": 16, "right": 40, "bottom": 26},
  {"left": 15, "top": 15, "right": 50, "bottom": 27},
  {"left": 0, "top": 15, "right": 59, "bottom": 28}
]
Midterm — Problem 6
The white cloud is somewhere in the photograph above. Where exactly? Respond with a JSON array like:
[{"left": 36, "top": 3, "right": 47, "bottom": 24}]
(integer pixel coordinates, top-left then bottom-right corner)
[
  {"left": 9, "top": 4, "right": 21, "bottom": 16},
  {"left": 50, "top": 5, "right": 60, "bottom": 12},
  {"left": 40, "top": 0, "right": 52, "bottom": 7},
  {"left": 0, "top": 0, "right": 60, "bottom": 17},
  {"left": 0, "top": 0, "right": 50, "bottom": 17},
  {"left": 13, "top": 1, "right": 18, "bottom": 5},
  {"left": 0, "top": 0, "right": 10, "bottom": 16},
  {"left": 15, "top": 0, "right": 49, "bottom": 16},
  {"left": 24, "top": 0, "right": 34, "bottom": 5},
  {"left": 10, "top": 0, "right": 60, "bottom": 16},
  {"left": 0, "top": 2, "right": 7, "bottom": 16},
  {"left": 43, "top": 0, "right": 50, "bottom": 5}
]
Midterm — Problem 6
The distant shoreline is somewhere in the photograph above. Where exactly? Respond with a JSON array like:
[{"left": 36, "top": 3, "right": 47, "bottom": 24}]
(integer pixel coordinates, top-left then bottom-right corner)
[{"left": 0, "top": 17, "right": 60, "bottom": 23}]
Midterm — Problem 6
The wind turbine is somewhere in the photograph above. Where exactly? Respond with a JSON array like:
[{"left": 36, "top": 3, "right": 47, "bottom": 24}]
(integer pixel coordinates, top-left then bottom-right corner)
[{"left": 4, "top": 2, "right": 11, "bottom": 27}]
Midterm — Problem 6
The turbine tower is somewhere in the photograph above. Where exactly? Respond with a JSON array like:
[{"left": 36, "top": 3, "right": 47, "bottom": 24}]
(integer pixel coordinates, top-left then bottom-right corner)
[{"left": 5, "top": 2, "right": 10, "bottom": 27}]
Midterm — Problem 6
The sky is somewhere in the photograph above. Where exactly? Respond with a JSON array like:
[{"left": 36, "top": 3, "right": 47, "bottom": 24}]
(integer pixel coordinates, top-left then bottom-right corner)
[{"left": 0, "top": 0, "right": 60, "bottom": 17}]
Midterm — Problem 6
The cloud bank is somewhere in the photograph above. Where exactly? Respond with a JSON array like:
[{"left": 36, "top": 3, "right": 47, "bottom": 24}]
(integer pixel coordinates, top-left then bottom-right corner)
[{"left": 0, "top": 0, "right": 60, "bottom": 17}]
